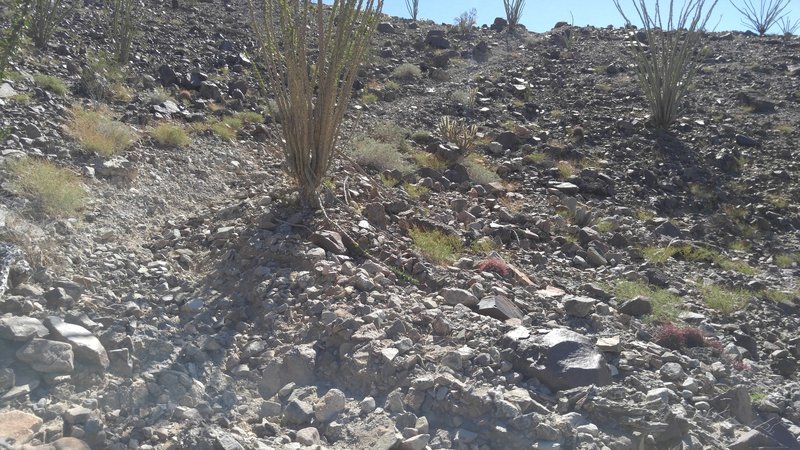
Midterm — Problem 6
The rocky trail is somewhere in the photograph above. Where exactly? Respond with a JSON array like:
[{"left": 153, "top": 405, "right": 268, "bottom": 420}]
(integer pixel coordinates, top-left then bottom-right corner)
[{"left": 1, "top": 1, "right": 799, "bottom": 449}]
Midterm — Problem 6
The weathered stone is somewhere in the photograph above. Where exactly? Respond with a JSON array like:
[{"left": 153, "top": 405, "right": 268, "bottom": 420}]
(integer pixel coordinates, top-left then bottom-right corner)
[
  {"left": 0, "top": 410, "right": 42, "bottom": 444},
  {"left": 441, "top": 288, "right": 479, "bottom": 307},
  {"left": 477, "top": 295, "right": 523, "bottom": 321},
  {"left": 295, "top": 426, "right": 320, "bottom": 445},
  {"left": 0, "top": 316, "right": 49, "bottom": 341},
  {"left": 16, "top": 339, "right": 74, "bottom": 373},
  {"left": 502, "top": 328, "right": 611, "bottom": 391},
  {"left": 45, "top": 317, "right": 109, "bottom": 369},
  {"left": 282, "top": 344, "right": 316, "bottom": 386},
  {"left": 563, "top": 296, "right": 596, "bottom": 318},
  {"left": 310, "top": 231, "right": 346, "bottom": 254},
  {"left": 618, "top": 296, "right": 653, "bottom": 317},
  {"left": 283, "top": 399, "right": 313, "bottom": 426},
  {"left": 711, "top": 386, "right": 753, "bottom": 425},
  {"left": 314, "top": 388, "right": 346, "bottom": 422}
]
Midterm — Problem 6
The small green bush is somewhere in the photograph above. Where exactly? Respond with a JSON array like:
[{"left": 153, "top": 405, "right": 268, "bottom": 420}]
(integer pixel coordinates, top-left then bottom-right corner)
[
  {"left": 391, "top": 63, "right": 422, "bottom": 81},
  {"left": 33, "top": 74, "right": 67, "bottom": 95},
  {"left": 210, "top": 121, "right": 236, "bottom": 141},
  {"left": 409, "top": 227, "right": 463, "bottom": 265},
  {"left": 454, "top": 8, "right": 477, "bottom": 35},
  {"left": 351, "top": 136, "right": 413, "bottom": 173},
  {"left": 464, "top": 155, "right": 500, "bottom": 184},
  {"left": 9, "top": 157, "right": 85, "bottom": 216},
  {"left": 69, "top": 105, "right": 137, "bottom": 156},
  {"left": 237, "top": 111, "right": 264, "bottom": 124},
  {"left": 151, "top": 123, "right": 189, "bottom": 148}
]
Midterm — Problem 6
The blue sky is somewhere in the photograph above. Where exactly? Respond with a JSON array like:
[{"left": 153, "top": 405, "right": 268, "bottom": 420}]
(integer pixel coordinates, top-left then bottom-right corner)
[{"left": 373, "top": 0, "right": 800, "bottom": 33}]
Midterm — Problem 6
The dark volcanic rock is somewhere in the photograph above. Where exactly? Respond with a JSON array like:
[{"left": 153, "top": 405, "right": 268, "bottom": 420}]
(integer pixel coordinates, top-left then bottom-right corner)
[{"left": 501, "top": 328, "right": 611, "bottom": 391}]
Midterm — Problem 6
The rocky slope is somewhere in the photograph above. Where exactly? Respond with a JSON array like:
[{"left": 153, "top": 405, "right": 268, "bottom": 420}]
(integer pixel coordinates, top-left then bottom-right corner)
[{"left": 1, "top": 1, "right": 799, "bottom": 449}]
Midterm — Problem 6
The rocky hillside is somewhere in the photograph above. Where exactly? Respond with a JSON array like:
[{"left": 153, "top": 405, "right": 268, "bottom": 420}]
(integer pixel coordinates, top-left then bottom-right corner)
[{"left": 1, "top": 1, "right": 799, "bottom": 449}]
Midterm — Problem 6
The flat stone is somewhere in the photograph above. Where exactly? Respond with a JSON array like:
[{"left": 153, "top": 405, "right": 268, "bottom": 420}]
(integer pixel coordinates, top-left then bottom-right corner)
[
  {"left": 477, "top": 295, "right": 523, "bottom": 321},
  {"left": 563, "top": 296, "right": 596, "bottom": 318},
  {"left": 399, "top": 434, "right": 430, "bottom": 450},
  {"left": 0, "top": 316, "right": 49, "bottom": 341},
  {"left": 16, "top": 339, "right": 74, "bottom": 373},
  {"left": 502, "top": 328, "right": 611, "bottom": 391},
  {"left": 618, "top": 296, "right": 653, "bottom": 317},
  {"left": 0, "top": 83, "right": 17, "bottom": 99},
  {"left": 596, "top": 335, "right": 621, "bottom": 353},
  {"left": 441, "top": 288, "right": 479, "bottom": 307},
  {"left": 45, "top": 317, "right": 109, "bottom": 369},
  {"left": 310, "top": 231, "right": 346, "bottom": 254},
  {"left": 0, "top": 410, "right": 42, "bottom": 444},
  {"left": 295, "top": 426, "right": 320, "bottom": 445}
]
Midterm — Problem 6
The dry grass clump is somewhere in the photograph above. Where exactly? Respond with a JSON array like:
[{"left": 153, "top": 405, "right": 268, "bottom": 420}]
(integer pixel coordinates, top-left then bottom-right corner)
[
  {"left": 8, "top": 157, "right": 85, "bottom": 216},
  {"left": 68, "top": 105, "right": 137, "bottom": 157},
  {"left": 391, "top": 63, "right": 422, "bottom": 81},
  {"left": 151, "top": 123, "right": 190, "bottom": 148},
  {"left": 351, "top": 136, "right": 413, "bottom": 173},
  {"left": 464, "top": 154, "right": 500, "bottom": 184}
]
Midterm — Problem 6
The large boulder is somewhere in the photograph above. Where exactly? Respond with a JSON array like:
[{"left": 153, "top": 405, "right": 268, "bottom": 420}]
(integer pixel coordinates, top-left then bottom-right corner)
[{"left": 500, "top": 328, "right": 611, "bottom": 391}]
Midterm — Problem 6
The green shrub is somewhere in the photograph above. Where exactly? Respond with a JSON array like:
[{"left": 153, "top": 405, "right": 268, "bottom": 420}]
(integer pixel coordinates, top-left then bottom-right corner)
[
  {"left": 68, "top": 105, "right": 137, "bottom": 156},
  {"left": 33, "top": 74, "right": 67, "bottom": 95},
  {"left": 411, "top": 150, "right": 447, "bottom": 171},
  {"left": 409, "top": 227, "right": 462, "bottom": 265},
  {"left": 700, "top": 283, "right": 747, "bottom": 314},
  {"left": 351, "top": 136, "right": 413, "bottom": 173},
  {"left": 464, "top": 155, "right": 500, "bottom": 184},
  {"left": 29, "top": 0, "right": 72, "bottom": 49},
  {"left": 237, "top": 111, "right": 264, "bottom": 124},
  {"left": 209, "top": 121, "right": 236, "bottom": 140},
  {"left": 454, "top": 8, "right": 477, "bottom": 35},
  {"left": 402, "top": 182, "right": 429, "bottom": 199},
  {"left": 390, "top": 63, "right": 422, "bottom": 81},
  {"left": 151, "top": 123, "right": 189, "bottom": 148},
  {"left": 9, "top": 157, "right": 85, "bottom": 216},
  {"left": 372, "top": 120, "right": 409, "bottom": 151}
]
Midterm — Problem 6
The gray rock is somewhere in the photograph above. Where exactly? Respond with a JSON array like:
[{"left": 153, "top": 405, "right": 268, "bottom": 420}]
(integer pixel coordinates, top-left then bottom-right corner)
[
  {"left": 0, "top": 367, "right": 13, "bottom": 391},
  {"left": 45, "top": 317, "right": 109, "bottom": 369},
  {"left": 0, "top": 83, "right": 18, "bottom": 99},
  {"left": 563, "top": 296, "right": 596, "bottom": 318},
  {"left": 399, "top": 434, "right": 430, "bottom": 450},
  {"left": 711, "top": 386, "right": 753, "bottom": 425},
  {"left": 502, "top": 328, "right": 611, "bottom": 391},
  {"left": 426, "top": 31, "right": 450, "bottom": 49},
  {"left": 282, "top": 344, "right": 316, "bottom": 386},
  {"left": 377, "top": 22, "right": 396, "bottom": 33},
  {"left": 295, "top": 426, "right": 320, "bottom": 445},
  {"left": 618, "top": 296, "right": 653, "bottom": 317},
  {"left": 659, "top": 362, "right": 684, "bottom": 381},
  {"left": 199, "top": 82, "right": 222, "bottom": 101},
  {"left": 0, "top": 316, "right": 49, "bottom": 341},
  {"left": 586, "top": 247, "right": 607, "bottom": 267},
  {"left": 314, "top": 388, "right": 346, "bottom": 422},
  {"left": 310, "top": 231, "right": 346, "bottom": 254},
  {"left": 477, "top": 295, "right": 523, "bottom": 321},
  {"left": 441, "top": 288, "right": 479, "bottom": 307},
  {"left": 16, "top": 339, "right": 74, "bottom": 373},
  {"left": 364, "top": 203, "right": 388, "bottom": 229},
  {"left": 283, "top": 399, "right": 313, "bottom": 426},
  {"left": 0, "top": 410, "right": 42, "bottom": 444}
]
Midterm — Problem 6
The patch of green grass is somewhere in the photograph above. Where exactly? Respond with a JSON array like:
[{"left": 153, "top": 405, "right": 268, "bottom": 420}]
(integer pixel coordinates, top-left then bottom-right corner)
[
  {"left": 700, "top": 283, "right": 747, "bottom": 314},
  {"left": 222, "top": 116, "right": 243, "bottom": 129},
  {"left": 9, "top": 158, "right": 85, "bottom": 216},
  {"left": 361, "top": 92, "right": 378, "bottom": 103},
  {"left": 33, "top": 74, "right": 67, "bottom": 95},
  {"left": 750, "top": 392, "right": 766, "bottom": 402},
  {"left": 614, "top": 279, "right": 683, "bottom": 323},
  {"left": 774, "top": 123, "right": 795, "bottom": 134},
  {"left": 523, "top": 152, "right": 550, "bottom": 165},
  {"left": 470, "top": 237, "right": 496, "bottom": 254},
  {"left": 556, "top": 160, "right": 574, "bottom": 179},
  {"left": 380, "top": 174, "right": 399, "bottom": 187},
  {"left": 642, "top": 244, "right": 758, "bottom": 276},
  {"left": 68, "top": 105, "right": 137, "bottom": 157},
  {"left": 390, "top": 63, "right": 422, "bottom": 81},
  {"left": 151, "top": 123, "right": 190, "bottom": 148},
  {"left": 775, "top": 253, "right": 800, "bottom": 268},
  {"left": 9, "top": 92, "right": 32, "bottom": 103},
  {"left": 402, "top": 182, "right": 429, "bottom": 199},
  {"left": 595, "top": 220, "right": 614, "bottom": 233},
  {"left": 765, "top": 193, "right": 789, "bottom": 209},
  {"left": 237, "top": 111, "right": 263, "bottom": 124},
  {"left": 729, "top": 240, "right": 751, "bottom": 252},
  {"left": 762, "top": 289, "right": 797, "bottom": 304},
  {"left": 636, "top": 209, "right": 655, "bottom": 222},
  {"left": 210, "top": 121, "right": 237, "bottom": 141},
  {"left": 408, "top": 227, "right": 462, "bottom": 265}
]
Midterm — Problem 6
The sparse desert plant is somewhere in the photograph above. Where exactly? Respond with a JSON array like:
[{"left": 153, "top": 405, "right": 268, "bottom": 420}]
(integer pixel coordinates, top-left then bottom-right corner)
[
  {"left": 613, "top": 0, "right": 718, "bottom": 129},
  {"left": 777, "top": 15, "right": 800, "bottom": 36},
  {"left": 411, "top": 150, "right": 447, "bottom": 171},
  {"left": 730, "top": 0, "right": 791, "bottom": 36},
  {"left": 8, "top": 157, "right": 85, "bottom": 216},
  {"left": 107, "top": 0, "right": 136, "bottom": 63},
  {"left": 351, "top": 136, "right": 413, "bottom": 173},
  {"left": 209, "top": 120, "right": 237, "bottom": 140},
  {"left": 438, "top": 116, "right": 478, "bottom": 153},
  {"left": 390, "top": 62, "right": 422, "bottom": 81},
  {"left": 33, "top": 74, "right": 67, "bottom": 95},
  {"left": 404, "top": 0, "right": 418, "bottom": 21},
  {"left": 151, "top": 123, "right": 189, "bottom": 148},
  {"left": 454, "top": 8, "right": 477, "bottom": 35},
  {"left": 408, "top": 226, "right": 462, "bottom": 264},
  {"left": 464, "top": 155, "right": 500, "bottom": 184},
  {"left": 68, "top": 105, "right": 137, "bottom": 156},
  {"left": 249, "top": 0, "right": 383, "bottom": 206},
  {"left": 774, "top": 252, "right": 800, "bottom": 268},
  {"left": 237, "top": 111, "right": 264, "bottom": 124},
  {"left": 0, "top": 0, "right": 32, "bottom": 79},
  {"left": 503, "top": 0, "right": 526, "bottom": 31},
  {"left": 372, "top": 120, "right": 410, "bottom": 151},
  {"left": 29, "top": 0, "right": 73, "bottom": 49},
  {"left": 451, "top": 87, "right": 478, "bottom": 110},
  {"left": 476, "top": 257, "right": 510, "bottom": 276},
  {"left": 402, "top": 182, "right": 430, "bottom": 199},
  {"left": 654, "top": 323, "right": 719, "bottom": 350},
  {"left": 76, "top": 52, "right": 123, "bottom": 100},
  {"left": 145, "top": 87, "right": 172, "bottom": 105}
]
